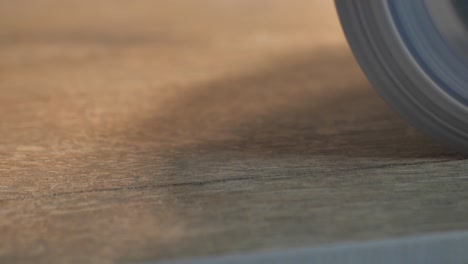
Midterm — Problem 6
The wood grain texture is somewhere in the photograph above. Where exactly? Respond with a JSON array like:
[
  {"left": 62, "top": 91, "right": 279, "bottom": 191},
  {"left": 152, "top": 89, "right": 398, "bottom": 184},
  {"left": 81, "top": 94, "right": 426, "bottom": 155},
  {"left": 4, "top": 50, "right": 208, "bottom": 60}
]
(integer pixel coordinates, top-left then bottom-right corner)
[{"left": 1, "top": 1, "right": 467, "bottom": 263}]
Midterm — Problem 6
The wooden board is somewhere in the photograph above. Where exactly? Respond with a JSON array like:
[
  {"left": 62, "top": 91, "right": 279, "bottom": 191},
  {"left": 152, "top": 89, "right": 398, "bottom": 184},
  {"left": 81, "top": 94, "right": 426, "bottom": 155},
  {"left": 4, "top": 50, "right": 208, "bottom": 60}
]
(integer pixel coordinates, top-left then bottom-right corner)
[{"left": 1, "top": 1, "right": 467, "bottom": 263}]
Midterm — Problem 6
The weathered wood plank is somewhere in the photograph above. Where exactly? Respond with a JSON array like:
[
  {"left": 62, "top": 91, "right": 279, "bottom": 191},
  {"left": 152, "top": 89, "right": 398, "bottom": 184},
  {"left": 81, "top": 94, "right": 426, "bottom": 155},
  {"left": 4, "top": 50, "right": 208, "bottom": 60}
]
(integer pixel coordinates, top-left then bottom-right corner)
[{"left": 0, "top": 1, "right": 467, "bottom": 263}]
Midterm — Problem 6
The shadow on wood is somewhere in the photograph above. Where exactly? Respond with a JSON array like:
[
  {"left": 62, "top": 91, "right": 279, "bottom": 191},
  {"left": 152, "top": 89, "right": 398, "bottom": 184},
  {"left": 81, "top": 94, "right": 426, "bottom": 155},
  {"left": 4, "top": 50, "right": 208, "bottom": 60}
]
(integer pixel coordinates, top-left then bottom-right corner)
[{"left": 130, "top": 48, "right": 458, "bottom": 159}]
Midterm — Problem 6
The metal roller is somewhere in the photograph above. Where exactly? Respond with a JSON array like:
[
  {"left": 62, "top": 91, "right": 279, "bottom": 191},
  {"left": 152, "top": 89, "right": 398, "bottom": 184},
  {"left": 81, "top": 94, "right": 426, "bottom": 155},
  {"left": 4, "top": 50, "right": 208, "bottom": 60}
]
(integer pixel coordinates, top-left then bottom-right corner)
[{"left": 335, "top": 0, "right": 468, "bottom": 154}]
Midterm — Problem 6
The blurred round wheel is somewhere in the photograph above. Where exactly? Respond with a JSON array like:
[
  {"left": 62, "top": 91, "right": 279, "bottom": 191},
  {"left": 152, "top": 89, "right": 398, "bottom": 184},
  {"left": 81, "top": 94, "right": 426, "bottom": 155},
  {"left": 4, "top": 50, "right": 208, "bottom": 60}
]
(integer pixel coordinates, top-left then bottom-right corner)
[{"left": 335, "top": 0, "right": 468, "bottom": 154}]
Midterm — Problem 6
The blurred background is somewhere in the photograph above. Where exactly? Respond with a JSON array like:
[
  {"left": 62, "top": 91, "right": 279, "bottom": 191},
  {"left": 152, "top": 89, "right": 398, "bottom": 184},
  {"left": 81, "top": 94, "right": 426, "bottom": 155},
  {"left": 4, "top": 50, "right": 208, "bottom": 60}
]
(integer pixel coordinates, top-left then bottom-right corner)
[{"left": 1, "top": 1, "right": 464, "bottom": 264}]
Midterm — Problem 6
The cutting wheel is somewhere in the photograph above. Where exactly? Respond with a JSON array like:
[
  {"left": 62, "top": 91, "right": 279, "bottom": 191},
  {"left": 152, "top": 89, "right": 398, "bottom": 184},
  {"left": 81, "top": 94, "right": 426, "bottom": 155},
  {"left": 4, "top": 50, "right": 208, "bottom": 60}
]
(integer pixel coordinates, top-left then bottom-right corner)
[{"left": 336, "top": 0, "right": 468, "bottom": 154}]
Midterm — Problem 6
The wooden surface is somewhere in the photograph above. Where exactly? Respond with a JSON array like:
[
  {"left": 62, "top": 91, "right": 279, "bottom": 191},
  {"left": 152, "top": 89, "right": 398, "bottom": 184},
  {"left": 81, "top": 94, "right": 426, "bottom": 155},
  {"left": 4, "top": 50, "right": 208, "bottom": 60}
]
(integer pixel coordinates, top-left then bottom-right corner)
[{"left": 1, "top": 1, "right": 468, "bottom": 263}]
